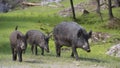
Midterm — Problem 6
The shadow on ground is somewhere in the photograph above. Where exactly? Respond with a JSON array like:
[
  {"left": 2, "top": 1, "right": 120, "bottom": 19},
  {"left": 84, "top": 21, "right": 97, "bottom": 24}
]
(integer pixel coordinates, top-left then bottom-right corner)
[
  {"left": 79, "top": 57, "right": 108, "bottom": 63},
  {"left": 24, "top": 59, "right": 44, "bottom": 64}
]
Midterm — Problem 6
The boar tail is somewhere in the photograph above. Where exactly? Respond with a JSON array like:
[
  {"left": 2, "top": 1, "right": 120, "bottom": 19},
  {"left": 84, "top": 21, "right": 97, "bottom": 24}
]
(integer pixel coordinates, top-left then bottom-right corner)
[{"left": 15, "top": 26, "right": 18, "bottom": 31}]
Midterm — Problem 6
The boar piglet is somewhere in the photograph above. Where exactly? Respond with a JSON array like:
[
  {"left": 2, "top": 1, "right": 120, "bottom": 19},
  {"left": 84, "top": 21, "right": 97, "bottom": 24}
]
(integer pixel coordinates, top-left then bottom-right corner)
[
  {"left": 9, "top": 26, "right": 27, "bottom": 62},
  {"left": 26, "top": 30, "right": 50, "bottom": 55},
  {"left": 53, "top": 22, "right": 92, "bottom": 60}
]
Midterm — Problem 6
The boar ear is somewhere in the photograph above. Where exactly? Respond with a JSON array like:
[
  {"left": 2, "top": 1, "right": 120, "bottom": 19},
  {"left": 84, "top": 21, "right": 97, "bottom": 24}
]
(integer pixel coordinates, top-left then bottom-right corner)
[
  {"left": 88, "top": 30, "right": 92, "bottom": 38},
  {"left": 77, "top": 29, "right": 83, "bottom": 37},
  {"left": 17, "top": 34, "right": 21, "bottom": 39}
]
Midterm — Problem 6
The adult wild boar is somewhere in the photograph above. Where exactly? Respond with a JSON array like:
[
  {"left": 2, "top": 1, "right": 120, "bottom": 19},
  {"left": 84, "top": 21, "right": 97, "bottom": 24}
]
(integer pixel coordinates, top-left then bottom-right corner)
[
  {"left": 26, "top": 30, "right": 50, "bottom": 55},
  {"left": 53, "top": 22, "right": 92, "bottom": 60},
  {"left": 9, "top": 26, "right": 27, "bottom": 62}
]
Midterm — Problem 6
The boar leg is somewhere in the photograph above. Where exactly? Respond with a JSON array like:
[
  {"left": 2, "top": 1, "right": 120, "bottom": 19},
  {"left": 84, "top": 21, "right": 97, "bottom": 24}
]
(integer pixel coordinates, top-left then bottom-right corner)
[
  {"left": 12, "top": 48, "right": 17, "bottom": 61},
  {"left": 72, "top": 46, "right": 79, "bottom": 60},
  {"left": 35, "top": 45, "right": 38, "bottom": 55},
  {"left": 55, "top": 43, "right": 61, "bottom": 57},
  {"left": 41, "top": 48, "right": 44, "bottom": 55},
  {"left": 71, "top": 51, "right": 74, "bottom": 58},
  {"left": 31, "top": 45, "right": 34, "bottom": 54},
  {"left": 18, "top": 48, "right": 22, "bottom": 62}
]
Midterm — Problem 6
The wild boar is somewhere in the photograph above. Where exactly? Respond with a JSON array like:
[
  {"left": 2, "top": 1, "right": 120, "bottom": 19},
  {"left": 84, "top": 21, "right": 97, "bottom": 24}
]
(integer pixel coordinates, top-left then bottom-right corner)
[
  {"left": 25, "top": 30, "right": 50, "bottom": 55},
  {"left": 9, "top": 26, "right": 27, "bottom": 62},
  {"left": 53, "top": 22, "right": 92, "bottom": 60}
]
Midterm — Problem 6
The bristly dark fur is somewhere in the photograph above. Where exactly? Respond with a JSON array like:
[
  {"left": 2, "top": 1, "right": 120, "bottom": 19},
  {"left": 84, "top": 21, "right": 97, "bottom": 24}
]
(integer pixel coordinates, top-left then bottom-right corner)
[
  {"left": 9, "top": 26, "right": 27, "bottom": 62},
  {"left": 25, "top": 30, "right": 50, "bottom": 55},
  {"left": 53, "top": 22, "right": 92, "bottom": 60}
]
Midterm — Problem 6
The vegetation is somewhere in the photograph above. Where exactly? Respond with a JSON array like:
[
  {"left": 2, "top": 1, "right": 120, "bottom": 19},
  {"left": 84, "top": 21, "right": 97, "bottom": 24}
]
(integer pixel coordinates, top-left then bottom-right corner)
[{"left": 0, "top": 0, "right": 120, "bottom": 68}]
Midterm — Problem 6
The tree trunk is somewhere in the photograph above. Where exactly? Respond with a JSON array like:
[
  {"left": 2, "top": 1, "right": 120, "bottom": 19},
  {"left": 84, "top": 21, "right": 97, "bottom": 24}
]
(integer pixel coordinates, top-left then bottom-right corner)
[
  {"left": 96, "top": 0, "right": 100, "bottom": 13},
  {"left": 96, "top": 0, "right": 103, "bottom": 21},
  {"left": 0, "top": 0, "right": 9, "bottom": 13},
  {"left": 70, "top": 0, "right": 76, "bottom": 21},
  {"left": 108, "top": 0, "right": 114, "bottom": 19},
  {"left": 10, "top": 0, "right": 24, "bottom": 9}
]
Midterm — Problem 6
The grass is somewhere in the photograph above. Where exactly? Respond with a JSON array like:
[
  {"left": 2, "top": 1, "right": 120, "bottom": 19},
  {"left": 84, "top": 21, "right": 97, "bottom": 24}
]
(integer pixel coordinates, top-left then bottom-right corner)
[{"left": 0, "top": 0, "right": 120, "bottom": 68}]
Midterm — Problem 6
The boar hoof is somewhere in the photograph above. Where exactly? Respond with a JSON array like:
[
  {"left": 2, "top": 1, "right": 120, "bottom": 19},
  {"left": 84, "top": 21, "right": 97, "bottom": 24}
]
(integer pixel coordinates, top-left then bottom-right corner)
[
  {"left": 71, "top": 55, "right": 75, "bottom": 58},
  {"left": 13, "top": 59, "right": 16, "bottom": 61},
  {"left": 56, "top": 55, "right": 60, "bottom": 57},
  {"left": 13, "top": 58, "right": 17, "bottom": 61},
  {"left": 41, "top": 53, "right": 44, "bottom": 56},
  {"left": 76, "top": 58, "right": 79, "bottom": 61},
  {"left": 19, "top": 59, "right": 22, "bottom": 62}
]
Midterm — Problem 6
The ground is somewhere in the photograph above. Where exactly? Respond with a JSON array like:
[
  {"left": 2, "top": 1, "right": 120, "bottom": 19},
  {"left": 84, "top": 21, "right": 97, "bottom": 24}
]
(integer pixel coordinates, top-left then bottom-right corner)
[
  {"left": 0, "top": 52, "right": 108, "bottom": 68},
  {"left": 0, "top": 58, "right": 107, "bottom": 68}
]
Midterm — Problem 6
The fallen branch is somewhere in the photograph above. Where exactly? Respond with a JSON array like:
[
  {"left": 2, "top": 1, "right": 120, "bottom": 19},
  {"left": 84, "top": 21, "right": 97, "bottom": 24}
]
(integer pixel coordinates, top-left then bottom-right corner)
[{"left": 22, "top": 2, "right": 40, "bottom": 6}]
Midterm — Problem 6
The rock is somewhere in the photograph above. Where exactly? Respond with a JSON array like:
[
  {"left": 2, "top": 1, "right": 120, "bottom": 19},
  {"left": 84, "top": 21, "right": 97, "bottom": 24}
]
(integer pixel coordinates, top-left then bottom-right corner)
[
  {"left": 43, "top": 0, "right": 62, "bottom": 3},
  {"left": 58, "top": 2, "right": 97, "bottom": 17},
  {"left": 82, "top": 9, "right": 89, "bottom": 15},
  {"left": 106, "top": 43, "right": 120, "bottom": 57},
  {"left": 48, "top": 4, "right": 58, "bottom": 8},
  {"left": 41, "top": 0, "right": 62, "bottom": 6},
  {"left": 0, "top": 3, "right": 9, "bottom": 13},
  {"left": 40, "top": 0, "right": 63, "bottom": 8},
  {"left": 58, "top": 3, "right": 85, "bottom": 17},
  {"left": 91, "top": 32, "right": 111, "bottom": 43},
  {"left": 105, "top": 18, "right": 120, "bottom": 29}
]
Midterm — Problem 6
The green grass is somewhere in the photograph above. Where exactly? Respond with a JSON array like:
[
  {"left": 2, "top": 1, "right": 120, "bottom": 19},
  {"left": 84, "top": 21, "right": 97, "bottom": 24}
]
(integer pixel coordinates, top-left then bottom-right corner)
[{"left": 0, "top": 0, "right": 120, "bottom": 68}]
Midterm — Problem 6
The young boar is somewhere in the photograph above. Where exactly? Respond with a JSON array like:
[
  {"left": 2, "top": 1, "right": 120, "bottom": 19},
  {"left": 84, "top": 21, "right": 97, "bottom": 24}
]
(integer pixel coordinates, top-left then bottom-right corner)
[
  {"left": 9, "top": 26, "right": 27, "bottom": 62},
  {"left": 25, "top": 30, "right": 50, "bottom": 55},
  {"left": 53, "top": 22, "right": 92, "bottom": 60}
]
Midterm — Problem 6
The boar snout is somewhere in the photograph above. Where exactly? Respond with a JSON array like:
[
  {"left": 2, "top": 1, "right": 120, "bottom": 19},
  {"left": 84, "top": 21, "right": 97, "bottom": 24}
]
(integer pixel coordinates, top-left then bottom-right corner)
[
  {"left": 87, "top": 49, "right": 91, "bottom": 52},
  {"left": 44, "top": 47, "right": 50, "bottom": 53}
]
